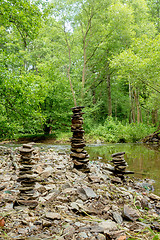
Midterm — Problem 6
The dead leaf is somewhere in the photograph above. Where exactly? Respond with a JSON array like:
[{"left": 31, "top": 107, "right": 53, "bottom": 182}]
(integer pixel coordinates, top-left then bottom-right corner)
[{"left": 0, "top": 218, "right": 5, "bottom": 227}]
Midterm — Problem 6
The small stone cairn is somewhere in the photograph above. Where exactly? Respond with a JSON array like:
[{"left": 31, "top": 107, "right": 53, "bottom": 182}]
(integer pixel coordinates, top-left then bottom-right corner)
[
  {"left": 111, "top": 152, "right": 134, "bottom": 180},
  {"left": 142, "top": 129, "right": 160, "bottom": 145},
  {"left": 16, "top": 144, "right": 38, "bottom": 208},
  {"left": 70, "top": 106, "right": 89, "bottom": 172}
]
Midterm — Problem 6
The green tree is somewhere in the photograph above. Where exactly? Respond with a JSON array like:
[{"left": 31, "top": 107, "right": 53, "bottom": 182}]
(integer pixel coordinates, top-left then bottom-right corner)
[
  {"left": 26, "top": 19, "right": 74, "bottom": 133},
  {"left": 0, "top": 0, "right": 43, "bottom": 47},
  {"left": 49, "top": 0, "right": 135, "bottom": 116},
  {"left": 111, "top": 34, "right": 160, "bottom": 124},
  {"left": 146, "top": 0, "right": 160, "bottom": 32},
  {"left": 0, "top": 0, "right": 47, "bottom": 139}
]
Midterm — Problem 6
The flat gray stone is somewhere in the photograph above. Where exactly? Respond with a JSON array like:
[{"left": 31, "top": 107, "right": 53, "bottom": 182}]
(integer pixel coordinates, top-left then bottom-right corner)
[
  {"left": 45, "top": 212, "right": 61, "bottom": 220},
  {"left": 111, "top": 152, "right": 125, "bottom": 157},
  {"left": 70, "top": 202, "right": 80, "bottom": 211},
  {"left": 83, "top": 187, "right": 97, "bottom": 198},
  {"left": 112, "top": 211, "right": 123, "bottom": 224},
  {"left": 123, "top": 204, "right": 140, "bottom": 221},
  {"left": 90, "top": 225, "right": 104, "bottom": 233},
  {"left": 98, "top": 220, "right": 118, "bottom": 233},
  {"left": 78, "top": 232, "right": 88, "bottom": 238},
  {"left": 78, "top": 187, "right": 97, "bottom": 199},
  {"left": 63, "top": 225, "right": 75, "bottom": 239},
  {"left": 149, "top": 193, "right": 160, "bottom": 201}
]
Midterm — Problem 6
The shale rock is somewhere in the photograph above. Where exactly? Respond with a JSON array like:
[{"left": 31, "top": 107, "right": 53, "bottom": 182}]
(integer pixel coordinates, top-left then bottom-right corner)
[
  {"left": 123, "top": 204, "right": 140, "bottom": 221},
  {"left": 16, "top": 144, "right": 38, "bottom": 208},
  {"left": 70, "top": 106, "right": 89, "bottom": 171}
]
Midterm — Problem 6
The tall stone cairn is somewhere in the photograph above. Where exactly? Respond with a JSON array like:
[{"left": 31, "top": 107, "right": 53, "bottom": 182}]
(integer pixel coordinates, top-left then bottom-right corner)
[
  {"left": 16, "top": 144, "right": 38, "bottom": 208},
  {"left": 70, "top": 106, "right": 89, "bottom": 171}
]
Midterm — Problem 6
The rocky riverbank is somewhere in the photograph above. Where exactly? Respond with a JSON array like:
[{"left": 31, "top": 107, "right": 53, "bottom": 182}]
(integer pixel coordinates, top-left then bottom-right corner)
[{"left": 0, "top": 145, "right": 160, "bottom": 240}]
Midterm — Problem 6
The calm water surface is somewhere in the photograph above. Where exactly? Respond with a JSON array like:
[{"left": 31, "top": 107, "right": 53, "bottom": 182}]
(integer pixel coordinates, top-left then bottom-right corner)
[
  {"left": 1, "top": 142, "right": 160, "bottom": 195},
  {"left": 44, "top": 143, "right": 160, "bottom": 196},
  {"left": 86, "top": 143, "right": 160, "bottom": 196}
]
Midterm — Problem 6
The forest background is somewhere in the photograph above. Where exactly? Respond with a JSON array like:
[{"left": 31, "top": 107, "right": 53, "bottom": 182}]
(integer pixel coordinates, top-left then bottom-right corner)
[{"left": 0, "top": 0, "right": 160, "bottom": 143}]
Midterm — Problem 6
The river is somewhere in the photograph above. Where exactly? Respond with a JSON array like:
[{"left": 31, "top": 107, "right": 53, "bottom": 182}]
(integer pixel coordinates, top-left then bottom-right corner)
[
  {"left": 39, "top": 142, "right": 160, "bottom": 196},
  {"left": 1, "top": 142, "right": 160, "bottom": 196}
]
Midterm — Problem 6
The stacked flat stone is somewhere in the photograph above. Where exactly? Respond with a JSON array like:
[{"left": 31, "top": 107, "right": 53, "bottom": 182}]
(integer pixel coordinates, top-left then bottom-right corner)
[
  {"left": 16, "top": 144, "right": 38, "bottom": 208},
  {"left": 70, "top": 106, "right": 89, "bottom": 171},
  {"left": 111, "top": 152, "right": 128, "bottom": 179}
]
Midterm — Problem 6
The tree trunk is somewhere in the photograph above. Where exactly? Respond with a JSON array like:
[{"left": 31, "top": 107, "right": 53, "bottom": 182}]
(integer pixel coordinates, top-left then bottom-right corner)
[
  {"left": 115, "top": 100, "right": 117, "bottom": 120},
  {"left": 82, "top": 41, "right": 86, "bottom": 99},
  {"left": 140, "top": 107, "right": 143, "bottom": 123},
  {"left": 132, "top": 99, "right": 136, "bottom": 123},
  {"left": 135, "top": 89, "right": 140, "bottom": 123},
  {"left": 152, "top": 110, "right": 158, "bottom": 125},
  {"left": 129, "top": 81, "right": 136, "bottom": 123},
  {"left": 107, "top": 74, "right": 112, "bottom": 116},
  {"left": 64, "top": 28, "right": 77, "bottom": 107},
  {"left": 130, "top": 87, "right": 135, "bottom": 123},
  {"left": 129, "top": 81, "right": 132, "bottom": 123},
  {"left": 147, "top": 111, "right": 150, "bottom": 124},
  {"left": 157, "top": 0, "right": 160, "bottom": 32}
]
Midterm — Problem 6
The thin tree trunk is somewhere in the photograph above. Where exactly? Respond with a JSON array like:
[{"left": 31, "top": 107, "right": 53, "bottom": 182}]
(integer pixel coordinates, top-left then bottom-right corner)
[
  {"left": 107, "top": 74, "right": 112, "bottom": 116},
  {"left": 64, "top": 28, "right": 77, "bottom": 107},
  {"left": 140, "top": 107, "right": 143, "bottom": 123},
  {"left": 67, "top": 65, "right": 77, "bottom": 107},
  {"left": 147, "top": 111, "right": 150, "bottom": 124},
  {"left": 157, "top": 0, "right": 160, "bottom": 32},
  {"left": 155, "top": 110, "right": 158, "bottom": 123},
  {"left": 152, "top": 110, "right": 158, "bottom": 125},
  {"left": 135, "top": 89, "right": 140, "bottom": 123},
  {"left": 129, "top": 80, "right": 132, "bottom": 123},
  {"left": 115, "top": 100, "right": 117, "bottom": 120},
  {"left": 131, "top": 89, "right": 136, "bottom": 123},
  {"left": 152, "top": 110, "right": 155, "bottom": 125},
  {"left": 82, "top": 41, "right": 86, "bottom": 99}
]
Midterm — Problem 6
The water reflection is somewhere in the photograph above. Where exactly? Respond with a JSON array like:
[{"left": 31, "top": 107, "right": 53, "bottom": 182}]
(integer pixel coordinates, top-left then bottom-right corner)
[
  {"left": 36, "top": 142, "right": 160, "bottom": 195},
  {"left": 85, "top": 143, "right": 160, "bottom": 196}
]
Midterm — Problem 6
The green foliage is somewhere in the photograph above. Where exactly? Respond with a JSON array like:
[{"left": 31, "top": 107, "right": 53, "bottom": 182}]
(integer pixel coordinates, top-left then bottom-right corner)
[
  {"left": 111, "top": 33, "right": 160, "bottom": 120},
  {"left": 0, "top": 116, "right": 15, "bottom": 139},
  {"left": 146, "top": 0, "right": 160, "bottom": 32},
  {"left": 87, "top": 117, "right": 156, "bottom": 143},
  {"left": 0, "top": 0, "right": 43, "bottom": 46},
  {"left": 0, "top": 0, "right": 159, "bottom": 141}
]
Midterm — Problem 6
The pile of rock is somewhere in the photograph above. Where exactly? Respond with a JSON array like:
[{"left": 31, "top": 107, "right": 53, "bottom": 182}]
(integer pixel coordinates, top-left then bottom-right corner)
[
  {"left": 70, "top": 106, "right": 89, "bottom": 172},
  {"left": 16, "top": 144, "right": 38, "bottom": 208},
  {"left": 1, "top": 146, "right": 160, "bottom": 240},
  {"left": 111, "top": 152, "right": 134, "bottom": 179},
  {"left": 142, "top": 129, "right": 160, "bottom": 145},
  {"left": 0, "top": 146, "right": 11, "bottom": 155}
]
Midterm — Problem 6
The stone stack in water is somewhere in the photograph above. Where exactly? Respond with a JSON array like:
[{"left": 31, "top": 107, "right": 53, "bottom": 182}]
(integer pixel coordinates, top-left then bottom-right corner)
[
  {"left": 70, "top": 106, "right": 89, "bottom": 171},
  {"left": 111, "top": 152, "right": 128, "bottom": 179},
  {"left": 16, "top": 144, "right": 38, "bottom": 208}
]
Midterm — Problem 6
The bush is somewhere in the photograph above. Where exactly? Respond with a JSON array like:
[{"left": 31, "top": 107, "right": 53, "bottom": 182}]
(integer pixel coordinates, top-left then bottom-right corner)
[
  {"left": 87, "top": 117, "right": 156, "bottom": 143},
  {"left": 0, "top": 117, "right": 17, "bottom": 140}
]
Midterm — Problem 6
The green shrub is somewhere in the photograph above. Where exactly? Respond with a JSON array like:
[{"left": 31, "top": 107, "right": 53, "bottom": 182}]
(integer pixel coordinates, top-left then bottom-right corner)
[{"left": 87, "top": 117, "right": 156, "bottom": 143}]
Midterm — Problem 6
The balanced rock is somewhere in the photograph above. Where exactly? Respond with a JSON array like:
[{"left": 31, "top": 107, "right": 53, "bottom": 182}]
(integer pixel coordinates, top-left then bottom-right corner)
[
  {"left": 70, "top": 106, "right": 89, "bottom": 171},
  {"left": 16, "top": 144, "right": 38, "bottom": 208},
  {"left": 110, "top": 152, "right": 134, "bottom": 179}
]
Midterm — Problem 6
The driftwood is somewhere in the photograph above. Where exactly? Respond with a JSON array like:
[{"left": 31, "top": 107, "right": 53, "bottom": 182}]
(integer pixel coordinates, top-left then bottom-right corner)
[{"left": 142, "top": 128, "right": 160, "bottom": 144}]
